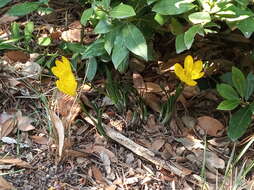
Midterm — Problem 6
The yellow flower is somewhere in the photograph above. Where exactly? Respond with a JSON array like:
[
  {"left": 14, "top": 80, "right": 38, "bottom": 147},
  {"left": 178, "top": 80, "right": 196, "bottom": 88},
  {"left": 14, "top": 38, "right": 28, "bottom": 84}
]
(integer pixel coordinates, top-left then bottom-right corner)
[
  {"left": 51, "top": 56, "right": 77, "bottom": 96},
  {"left": 174, "top": 55, "right": 204, "bottom": 86}
]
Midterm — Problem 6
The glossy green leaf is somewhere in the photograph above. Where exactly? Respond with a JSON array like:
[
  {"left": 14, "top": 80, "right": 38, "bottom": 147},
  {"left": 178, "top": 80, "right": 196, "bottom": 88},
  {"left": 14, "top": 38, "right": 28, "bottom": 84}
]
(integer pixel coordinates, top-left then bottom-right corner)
[
  {"left": 94, "top": 19, "right": 112, "bottom": 34},
  {"left": 147, "top": 0, "right": 157, "bottom": 5},
  {"left": 175, "top": 33, "right": 187, "bottom": 54},
  {"left": 228, "top": 106, "right": 252, "bottom": 141},
  {"left": 154, "top": 13, "right": 168, "bottom": 25},
  {"left": 104, "top": 31, "right": 116, "bottom": 55},
  {"left": 11, "top": 22, "right": 20, "bottom": 39},
  {"left": 109, "top": 3, "right": 136, "bottom": 19},
  {"left": 232, "top": 66, "right": 246, "bottom": 98},
  {"left": 7, "top": 2, "right": 40, "bottom": 16},
  {"left": 85, "top": 57, "right": 97, "bottom": 81},
  {"left": 122, "top": 23, "right": 147, "bottom": 60},
  {"left": 38, "top": 37, "right": 51, "bottom": 46},
  {"left": 244, "top": 73, "right": 254, "bottom": 101},
  {"left": 112, "top": 35, "right": 129, "bottom": 69},
  {"left": 237, "top": 17, "right": 254, "bottom": 38},
  {"left": 82, "top": 39, "right": 106, "bottom": 59},
  {"left": 80, "top": 8, "right": 93, "bottom": 26},
  {"left": 0, "top": 0, "right": 11, "bottom": 8},
  {"left": 188, "top": 12, "right": 211, "bottom": 24},
  {"left": 184, "top": 24, "right": 202, "bottom": 49},
  {"left": 152, "top": 0, "right": 195, "bottom": 15},
  {"left": 216, "top": 83, "right": 239, "bottom": 100},
  {"left": 217, "top": 99, "right": 240, "bottom": 110}
]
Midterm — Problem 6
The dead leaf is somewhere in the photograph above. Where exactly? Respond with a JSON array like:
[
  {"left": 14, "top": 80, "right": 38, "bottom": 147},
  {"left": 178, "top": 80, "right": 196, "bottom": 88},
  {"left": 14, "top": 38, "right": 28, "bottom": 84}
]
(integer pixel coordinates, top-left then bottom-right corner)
[
  {"left": 55, "top": 92, "right": 81, "bottom": 126},
  {"left": 182, "top": 86, "right": 199, "bottom": 98},
  {"left": 0, "top": 14, "right": 18, "bottom": 24},
  {"left": 144, "top": 114, "right": 160, "bottom": 133},
  {"left": 17, "top": 113, "right": 35, "bottom": 131},
  {"left": 133, "top": 72, "right": 145, "bottom": 94},
  {"left": 61, "top": 29, "right": 81, "bottom": 42},
  {"left": 30, "top": 135, "right": 49, "bottom": 145},
  {"left": 175, "top": 135, "right": 204, "bottom": 151},
  {"left": 151, "top": 138, "right": 165, "bottom": 152},
  {"left": 0, "top": 176, "right": 15, "bottom": 190},
  {"left": 145, "top": 82, "right": 162, "bottom": 93},
  {"left": 19, "top": 61, "right": 42, "bottom": 79},
  {"left": 143, "top": 93, "right": 161, "bottom": 113},
  {"left": 50, "top": 111, "right": 65, "bottom": 157},
  {"left": 196, "top": 116, "right": 224, "bottom": 137},
  {"left": 129, "top": 58, "right": 145, "bottom": 72},
  {"left": 0, "top": 117, "right": 16, "bottom": 138},
  {"left": 4, "top": 50, "right": 29, "bottom": 63},
  {"left": 181, "top": 116, "right": 196, "bottom": 129},
  {"left": 0, "top": 158, "right": 31, "bottom": 168},
  {"left": 99, "top": 151, "right": 111, "bottom": 175},
  {"left": 93, "top": 145, "right": 118, "bottom": 163},
  {"left": 92, "top": 166, "right": 106, "bottom": 184}
]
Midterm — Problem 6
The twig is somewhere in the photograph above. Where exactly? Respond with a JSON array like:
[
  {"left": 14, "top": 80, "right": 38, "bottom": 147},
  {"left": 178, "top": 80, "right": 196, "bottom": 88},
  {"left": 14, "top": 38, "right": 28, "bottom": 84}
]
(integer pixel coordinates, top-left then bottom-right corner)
[{"left": 83, "top": 116, "right": 192, "bottom": 177}]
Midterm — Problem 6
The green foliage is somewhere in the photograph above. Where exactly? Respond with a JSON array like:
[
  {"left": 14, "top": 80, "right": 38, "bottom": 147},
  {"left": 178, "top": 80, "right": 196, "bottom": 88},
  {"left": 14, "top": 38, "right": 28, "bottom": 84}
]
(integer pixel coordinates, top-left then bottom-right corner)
[{"left": 217, "top": 67, "right": 254, "bottom": 141}]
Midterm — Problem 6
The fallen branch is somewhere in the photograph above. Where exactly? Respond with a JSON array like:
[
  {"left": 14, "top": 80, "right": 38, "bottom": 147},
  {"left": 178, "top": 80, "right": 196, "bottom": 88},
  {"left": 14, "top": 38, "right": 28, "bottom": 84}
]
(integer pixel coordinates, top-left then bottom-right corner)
[{"left": 84, "top": 116, "right": 192, "bottom": 177}]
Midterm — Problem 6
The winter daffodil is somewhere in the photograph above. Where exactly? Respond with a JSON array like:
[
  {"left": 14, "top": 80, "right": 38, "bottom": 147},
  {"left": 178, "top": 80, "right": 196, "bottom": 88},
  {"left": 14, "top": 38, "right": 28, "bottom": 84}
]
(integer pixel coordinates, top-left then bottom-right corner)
[
  {"left": 174, "top": 55, "right": 204, "bottom": 86},
  {"left": 51, "top": 56, "right": 77, "bottom": 96}
]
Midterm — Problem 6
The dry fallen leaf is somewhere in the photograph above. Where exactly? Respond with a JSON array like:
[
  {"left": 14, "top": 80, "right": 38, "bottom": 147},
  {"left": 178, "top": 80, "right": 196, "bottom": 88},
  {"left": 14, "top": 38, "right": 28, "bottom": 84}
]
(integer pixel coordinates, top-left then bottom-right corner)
[
  {"left": 0, "top": 117, "right": 16, "bottom": 138},
  {"left": 50, "top": 111, "right": 65, "bottom": 157},
  {"left": 175, "top": 135, "right": 204, "bottom": 151},
  {"left": 133, "top": 72, "right": 146, "bottom": 94},
  {"left": 30, "top": 135, "right": 49, "bottom": 145},
  {"left": 16, "top": 112, "right": 35, "bottom": 131},
  {"left": 143, "top": 93, "right": 161, "bottom": 113},
  {"left": 144, "top": 114, "right": 160, "bottom": 133},
  {"left": 151, "top": 138, "right": 165, "bottom": 152},
  {"left": 196, "top": 116, "right": 224, "bottom": 137},
  {"left": 0, "top": 158, "right": 31, "bottom": 168},
  {"left": 4, "top": 50, "right": 29, "bottom": 63},
  {"left": 182, "top": 86, "right": 199, "bottom": 98},
  {"left": 0, "top": 176, "right": 15, "bottom": 190},
  {"left": 92, "top": 166, "right": 106, "bottom": 184},
  {"left": 145, "top": 82, "right": 162, "bottom": 93},
  {"left": 55, "top": 92, "right": 81, "bottom": 126}
]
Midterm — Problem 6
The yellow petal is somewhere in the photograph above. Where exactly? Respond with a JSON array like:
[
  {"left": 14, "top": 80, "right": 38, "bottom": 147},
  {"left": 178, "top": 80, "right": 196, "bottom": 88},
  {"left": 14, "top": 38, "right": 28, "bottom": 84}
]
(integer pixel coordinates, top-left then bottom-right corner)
[
  {"left": 185, "top": 78, "right": 197, "bottom": 86},
  {"left": 56, "top": 78, "right": 77, "bottom": 96},
  {"left": 61, "top": 56, "right": 72, "bottom": 71},
  {"left": 192, "top": 72, "right": 204, "bottom": 80},
  {"left": 184, "top": 55, "right": 193, "bottom": 74},
  {"left": 174, "top": 63, "right": 185, "bottom": 80},
  {"left": 193, "top": 60, "right": 203, "bottom": 74}
]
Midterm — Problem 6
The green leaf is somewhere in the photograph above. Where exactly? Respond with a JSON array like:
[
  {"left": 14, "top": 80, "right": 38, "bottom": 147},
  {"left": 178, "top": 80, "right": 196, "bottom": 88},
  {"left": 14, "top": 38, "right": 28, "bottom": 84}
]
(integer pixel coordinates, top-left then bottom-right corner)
[
  {"left": 216, "top": 83, "right": 239, "bottom": 100},
  {"left": 109, "top": 3, "right": 136, "bottom": 19},
  {"left": 0, "top": 43, "right": 18, "bottom": 50},
  {"left": 170, "top": 18, "right": 184, "bottom": 35},
  {"left": 80, "top": 8, "right": 93, "bottom": 26},
  {"left": 66, "top": 43, "right": 86, "bottom": 53},
  {"left": 82, "top": 39, "right": 106, "bottom": 59},
  {"left": 228, "top": 106, "right": 252, "bottom": 141},
  {"left": 232, "top": 66, "right": 246, "bottom": 98},
  {"left": 154, "top": 13, "right": 168, "bottom": 25},
  {"left": 175, "top": 33, "right": 187, "bottom": 54},
  {"left": 38, "top": 37, "right": 51, "bottom": 46},
  {"left": 244, "top": 73, "right": 254, "bottom": 101},
  {"left": 122, "top": 23, "right": 148, "bottom": 60},
  {"left": 85, "top": 57, "right": 97, "bottom": 81},
  {"left": 0, "top": 0, "right": 11, "bottom": 8},
  {"left": 152, "top": 0, "right": 195, "bottom": 15},
  {"left": 220, "top": 72, "right": 233, "bottom": 86},
  {"left": 104, "top": 30, "right": 116, "bottom": 55},
  {"left": 217, "top": 99, "right": 240, "bottom": 110},
  {"left": 112, "top": 35, "right": 129, "bottom": 69},
  {"left": 94, "top": 19, "right": 113, "bottom": 34},
  {"left": 7, "top": 2, "right": 40, "bottom": 16},
  {"left": 237, "top": 17, "right": 254, "bottom": 38},
  {"left": 117, "top": 55, "right": 129, "bottom": 73},
  {"left": 184, "top": 24, "right": 202, "bottom": 49},
  {"left": 188, "top": 12, "right": 211, "bottom": 24},
  {"left": 11, "top": 22, "right": 20, "bottom": 39},
  {"left": 24, "top": 22, "right": 34, "bottom": 41},
  {"left": 147, "top": 0, "right": 157, "bottom": 5}
]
